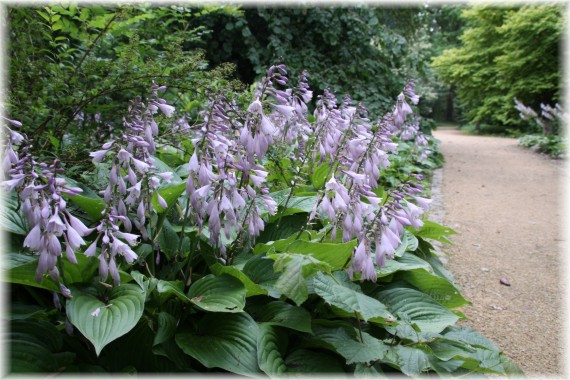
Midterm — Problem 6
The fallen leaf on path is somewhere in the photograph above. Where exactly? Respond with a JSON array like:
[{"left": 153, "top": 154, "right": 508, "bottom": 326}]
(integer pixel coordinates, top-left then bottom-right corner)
[{"left": 500, "top": 277, "right": 511, "bottom": 286}]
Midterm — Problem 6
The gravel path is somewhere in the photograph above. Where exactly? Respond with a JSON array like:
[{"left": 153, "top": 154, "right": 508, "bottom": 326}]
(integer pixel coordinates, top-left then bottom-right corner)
[{"left": 431, "top": 127, "right": 566, "bottom": 377}]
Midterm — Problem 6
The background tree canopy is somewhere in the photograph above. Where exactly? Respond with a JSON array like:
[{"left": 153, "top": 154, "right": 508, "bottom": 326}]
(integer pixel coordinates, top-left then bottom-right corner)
[{"left": 431, "top": 4, "right": 564, "bottom": 131}]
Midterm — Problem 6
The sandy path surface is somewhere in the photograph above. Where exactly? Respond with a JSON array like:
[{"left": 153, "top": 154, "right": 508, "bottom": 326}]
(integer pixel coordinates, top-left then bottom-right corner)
[{"left": 431, "top": 127, "right": 566, "bottom": 377}]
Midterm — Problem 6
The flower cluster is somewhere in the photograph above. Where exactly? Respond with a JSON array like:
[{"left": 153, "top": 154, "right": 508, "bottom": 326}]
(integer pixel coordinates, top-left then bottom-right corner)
[
  {"left": 2, "top": 117, "right": 91, "bottom": 295},
  {"left": 185, "top": 68, "right": 295, "bottom": 257},
  {"left": 87, "top": 83, "right": 175, "bottom": 284},
  {"left": 304, "top": 81, "right": 432, "bottom": 281}
]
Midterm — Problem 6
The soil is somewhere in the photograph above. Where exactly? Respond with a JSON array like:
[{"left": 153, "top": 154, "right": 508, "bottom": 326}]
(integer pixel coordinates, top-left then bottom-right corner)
[{"left": 430, "top": 127, "right": 567, "bottom": 377}]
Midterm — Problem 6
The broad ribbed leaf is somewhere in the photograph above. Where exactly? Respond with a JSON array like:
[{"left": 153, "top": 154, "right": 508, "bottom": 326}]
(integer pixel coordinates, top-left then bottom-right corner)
[
  {"left": 313, "top": 324, "right": 389, "bottom": 365},
  {"left": 210, "top": 263, "right": 267, "bottom": 297},
  {"left": 66, "top": 284, "right": 146, "bottom": 356},
  {"left": 429, "top": 339, "right": 476, "bottom": 361},
  {"left": 0, "top": 193, "right": 28, "bottom": 235},
  {"left": 393, "top": 345, "right": 432, "bottom": 376},
  {"left": 247, "top": 301, "right": 312, "bottom": 333},
  {"left": 270, "top": 253, "right": 330, "bottom": 306},
  {"left": 440, "top": 326, "right": 499, "bottom": 351},
  {"left": 395, "top": 230, "right": 419, "bottom": 257},
  {"left": 156, "top": 279, "right": 189, "bottom": 302},
  {"left": 153, "top": 312, "right": 177, "bottom": 346},
  {"left": 284, "top": 349, "right": 345, "bottom": 373},
  {"left": 373, "top": 287, "right": 459, "bottom": 333},
  {"left": 242, "top": 255, "right": 281, "bottom": 298},
  {"left": 377, "top": 252, "right": 432, "bottom": 277},
  {"left": 414, "top": 220, "right": 457, "bottom": 244},
  {"left": 152, "top": 182, "right": 185, "bottom": 213},
  {"left": 4, "top": 254, "right": 98, "bottom": 293},
  {"left": 310, "top": 161, "right": 331, "bottom": 189},
  {"left": 397, "top": 268, "right": 469, "bottom": 308},
  {"left": 157, "top": 219, "right": 180, "bottom": 258},
  {"left": 257, "top": 323, "right": 287, "bottom": 376},
  {"left": 68, "top": 194, "right": 106, "bottom": 220},
  {"left": 175, "top": 312, "right": 260, "bottom": 375},
  {"left": 313, "top": 272, "right": 395, "bottom": 322},
  {"left": 255, "top": 233, "right": 356, "bottom": 270},
  {"left": 187, "top": 274, "right": 246, "bottom": 313}
]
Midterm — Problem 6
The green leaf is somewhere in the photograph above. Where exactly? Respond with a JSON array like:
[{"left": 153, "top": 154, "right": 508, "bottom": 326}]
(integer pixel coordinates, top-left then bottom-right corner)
[
  {"left": 157, "top": 219, "right": 180, "bottom": 258},
  {"left": 313, "top": 271, "right": 395, "bottom": 323},
  {"left": 0, "top": 192, "right": 28, "bottom": 235},
  {"left": 395, "top": 229, "right": 419, "bottom": 257},
  {"left": 255, "top": 233, "right": 356, "bottom": 270},
  {"left": 257, "top": 323, "right": 287, "bottom": 376},
  {"left": 429, "top": 339, "right": 477, "bottom": 361},
  {"left": 270, "top": 253, "right": 330, "bottom": 306},
  {"left": 247, "top": 300, "right": 312, "bottom": 333},
  {"left": 440, "top": 326, "right": 499, "bottom": 351},
  {"left": 187, "top": 274, "right": 246, "bottom": 313},
  {"left": 175, "top": 312, "right": 260, "bottom": 375},
  {"left": 373, "top": 286, "right": 459, "bottom": 333},
  {"left": 396, "top": 268, "right": 469, "bottom": 308},
  {"left": 313, "top": 322, "right": 389, "bottom": 365},
  {"left": 66, "top": 284, "right": 146, "bottom": 356},
  {"left": 242, "top": 255, "right": 281, "bottom": 298},
  {"left": 284, "top": 349, "right": 345, "bottom": 373},
  {"left": 68, "top": 194, "right": 106, "bottom": 220},
  {"left": 377, "top": 252, "right": 432, "bottom": 278},
  {"left": 151, "top": 182, "right": 185, "bottom": 213},
  {"left": 210, "top": 263, "right": 267, "bottom": 297},
  {"left": 413, "top": 220, "right": 457, "bottom": 244},
  {"left": 3, "top": 254, "right": 99, "bottom": 293},
  {"left": 153, "top": 312, "right": 177, "bottom": 347},
  {"left": 156, "top": 279, "right": 189, "bottom": 302},
  {"left": 310, "top": 162, "right": 331, "bottom": 189},
  {"left": 392, "top": 345, "right": 432, "bottom": 376}
]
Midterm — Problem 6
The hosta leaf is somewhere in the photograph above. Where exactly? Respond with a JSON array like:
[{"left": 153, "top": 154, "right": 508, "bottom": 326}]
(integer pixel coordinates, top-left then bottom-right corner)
[
  {"left": 9, "top": 339, "right": 59, "bottom": 373},
  {"left": 0, "top": 192, "right": 28, "bottom": 235},
  {"left": 429, "top": 339, "right": 477, "bottom": 361},
  {"left": 282, "top": 239, "right": 356, "bottom": 270},
  {"left": 152, "top": 156, "right": 182, "bottom": 182},
  {"left": 373, "top": 286, "right": 459, "bottom": 333},
  {"left": 175, "top": 312, "right": 260, "bottom": 375},
  {"left": 157, "top": 219, "right": 180, "bottom": 258},
  {"left": 156, "top": 279, "right": 189, "bottom": 302},
  {"left": 392, "top": 345, "right": 432, "bottom": 376},
  {"left": 394, "top": 230, "right": 419, "bottom": 257},
  {"left": 313, "top": 272, "right": 395, "bottom": 323},
  {"left": 413, "top": 220, "right": 457, "bottom": 244},
  {"left": 313, "top": 324, "right": 389, "bottom": 365},
  {"left": 66, "top": 284, "right": 146, "bottom": 356},
  {"left": 377, "top": 252, "right": 432, "bottom": 277},
  {"left": 257, "top": 323, "right": 287, "bottom": 376},
  {"left": 396, "top": 268, "right": 469, "bottom": 308},
  {"left": 242, "top": 255, "right": 281, "bottom": 298},
  {"left": 247, "top": 300, "right": 312, "bottom": 333},
  {"left": 187, "top": 274, "right": 246, "bottom": 313},
  {"left": 210, "top": 263, "right": 267, "bottom": 297},
  {"left": 440, "top": 326, "right": 499, "bottom": 351},
  {"left": 310, "top": 161, "right": 331, "bottom": 189},
  {"left": 153, "top": 312, "right": 177, "bottom": 347},
  {"left": 284, "top": 349, "right": 345, "bottom": 373},
  {"left": 270, "top": 253, "right": 330, "bottom": 306},
  {"left": 151, "top": 182, "right": 185, "bottom": 213},
  {"left": 68, "top": 194, "right": 106, "bottom": 220},
  {"left": 3, "top": 253, "right": 98, "bottom": 293}
]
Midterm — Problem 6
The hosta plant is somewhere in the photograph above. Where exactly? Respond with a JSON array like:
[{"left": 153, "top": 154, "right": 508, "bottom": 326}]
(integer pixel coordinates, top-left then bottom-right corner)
[{"left": 2, "top": 64, "right": 522, "bottom": 376}]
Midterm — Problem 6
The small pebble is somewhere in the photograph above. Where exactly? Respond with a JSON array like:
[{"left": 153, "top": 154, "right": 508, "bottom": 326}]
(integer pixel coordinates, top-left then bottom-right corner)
[{"left": 500, "top": 276, "right": 511, "bottom": 286}]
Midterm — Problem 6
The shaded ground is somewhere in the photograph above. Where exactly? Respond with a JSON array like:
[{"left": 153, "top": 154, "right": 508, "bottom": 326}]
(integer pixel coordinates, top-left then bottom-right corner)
[{"left": 431, "top": 127, "right": 566, "bottom": 377}]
